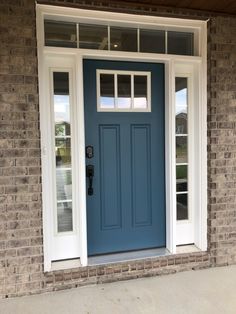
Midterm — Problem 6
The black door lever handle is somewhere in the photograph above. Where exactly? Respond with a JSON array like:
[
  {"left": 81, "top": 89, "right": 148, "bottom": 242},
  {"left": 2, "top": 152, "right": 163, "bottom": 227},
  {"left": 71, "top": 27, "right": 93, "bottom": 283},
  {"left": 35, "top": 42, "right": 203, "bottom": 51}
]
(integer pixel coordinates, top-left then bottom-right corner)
[{"left": 86, "top": 165, "right": 94, "bottom": 195}]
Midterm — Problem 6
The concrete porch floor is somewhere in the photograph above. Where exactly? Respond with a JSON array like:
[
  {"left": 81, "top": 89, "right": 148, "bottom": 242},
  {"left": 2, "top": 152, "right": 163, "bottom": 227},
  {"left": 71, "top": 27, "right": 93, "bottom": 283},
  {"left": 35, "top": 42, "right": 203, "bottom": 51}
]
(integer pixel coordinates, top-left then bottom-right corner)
[{"left": 1, "top": 265, "right": 236, "bottom": 314}]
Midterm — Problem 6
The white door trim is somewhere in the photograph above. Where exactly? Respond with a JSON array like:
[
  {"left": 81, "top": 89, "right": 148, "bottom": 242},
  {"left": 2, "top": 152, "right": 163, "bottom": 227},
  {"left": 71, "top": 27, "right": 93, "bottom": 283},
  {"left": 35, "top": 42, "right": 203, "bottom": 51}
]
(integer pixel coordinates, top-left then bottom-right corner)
[{"left": 36, "top": 4, "right": 207, "bottom": 271}]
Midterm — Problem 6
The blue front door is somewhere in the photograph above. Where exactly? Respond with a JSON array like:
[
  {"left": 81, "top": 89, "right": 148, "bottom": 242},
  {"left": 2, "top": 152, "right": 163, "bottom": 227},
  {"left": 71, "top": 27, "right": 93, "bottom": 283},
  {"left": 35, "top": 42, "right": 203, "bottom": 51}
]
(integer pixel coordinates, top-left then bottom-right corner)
[{"left": 84, "top": 60, "right": 165, "bottom": 256}]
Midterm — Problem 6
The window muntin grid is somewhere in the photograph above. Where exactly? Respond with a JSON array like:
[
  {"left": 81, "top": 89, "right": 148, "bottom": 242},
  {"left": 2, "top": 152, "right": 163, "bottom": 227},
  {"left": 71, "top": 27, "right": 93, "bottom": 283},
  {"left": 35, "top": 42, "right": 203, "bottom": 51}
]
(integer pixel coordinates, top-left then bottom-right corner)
[{"left": 44, "top": 20, "right": 194, "bottom": 56}]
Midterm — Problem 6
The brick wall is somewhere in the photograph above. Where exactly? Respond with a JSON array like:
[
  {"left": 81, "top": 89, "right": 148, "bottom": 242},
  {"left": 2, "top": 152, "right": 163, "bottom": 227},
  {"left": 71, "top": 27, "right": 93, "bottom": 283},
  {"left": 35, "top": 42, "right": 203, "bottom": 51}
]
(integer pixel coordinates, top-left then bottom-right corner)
[
  {"left": 0, "top": 0, "right": 235, "bottom": 298},
  {"left": 207, "top": 16, "right": 236, "bottom": 266},
  {"left": 0, "top": 0, "right": 43, "bottom": 297}
]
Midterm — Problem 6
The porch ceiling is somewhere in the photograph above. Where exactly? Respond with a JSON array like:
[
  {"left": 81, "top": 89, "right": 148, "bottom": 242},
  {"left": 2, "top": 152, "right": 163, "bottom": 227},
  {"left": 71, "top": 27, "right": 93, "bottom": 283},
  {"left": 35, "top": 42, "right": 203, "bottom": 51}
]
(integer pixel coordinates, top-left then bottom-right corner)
[{"left": 111, "top": 0, "right": 236, "bottom": 15}]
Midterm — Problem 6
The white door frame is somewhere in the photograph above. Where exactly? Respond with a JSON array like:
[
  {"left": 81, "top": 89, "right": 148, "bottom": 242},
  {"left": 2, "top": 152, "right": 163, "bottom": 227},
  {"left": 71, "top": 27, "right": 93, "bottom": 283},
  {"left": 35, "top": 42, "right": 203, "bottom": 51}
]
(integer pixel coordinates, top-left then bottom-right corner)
[{"left": 36, "top": 4, "right": 207, "bottom": 271}]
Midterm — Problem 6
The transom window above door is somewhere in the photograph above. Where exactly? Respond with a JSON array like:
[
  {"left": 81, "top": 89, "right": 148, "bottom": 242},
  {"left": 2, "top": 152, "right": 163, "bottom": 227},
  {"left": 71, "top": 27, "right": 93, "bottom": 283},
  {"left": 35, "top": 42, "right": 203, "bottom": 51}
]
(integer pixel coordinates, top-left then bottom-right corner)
[
  {"left": 44, "top": 20, "right": 195, "bottom": 56},
  {"left": 97, "top": 70, "right": 151, "bottom": 112}
]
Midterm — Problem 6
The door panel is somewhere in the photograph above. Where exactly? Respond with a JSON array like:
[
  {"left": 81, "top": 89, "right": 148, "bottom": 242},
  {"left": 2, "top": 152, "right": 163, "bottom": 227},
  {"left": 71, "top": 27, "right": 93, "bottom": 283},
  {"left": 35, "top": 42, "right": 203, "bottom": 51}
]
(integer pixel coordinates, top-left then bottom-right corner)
[
  {"left": 131, "top": 124, "right": 152, "bottom": 227},
  {"left": 99, "top": 125, "right": 122, "bottom": 230},
  {"left": 84, "top": 60, "right": 165, "bottom": 255}
]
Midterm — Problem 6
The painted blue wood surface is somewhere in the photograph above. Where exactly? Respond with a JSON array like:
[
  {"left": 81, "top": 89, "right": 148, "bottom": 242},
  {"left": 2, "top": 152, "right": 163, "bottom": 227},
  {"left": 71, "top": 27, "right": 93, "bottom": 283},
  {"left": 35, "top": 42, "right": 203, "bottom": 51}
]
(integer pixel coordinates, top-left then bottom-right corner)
[{"left": 84, "top": 60, "right": 165, "bottom": 255}]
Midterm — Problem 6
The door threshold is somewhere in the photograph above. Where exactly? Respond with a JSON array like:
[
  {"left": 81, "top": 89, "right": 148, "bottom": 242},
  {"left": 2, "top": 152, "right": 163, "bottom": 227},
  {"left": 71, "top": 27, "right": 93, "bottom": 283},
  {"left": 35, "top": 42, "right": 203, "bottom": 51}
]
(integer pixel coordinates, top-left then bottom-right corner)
[
  {"left": 51, "top": 258, "right": 81, "bottom": 271},
  {"left": 88, "top": 247, "right": 170, "bottom": 266},
  {"left": 176, "top": 244, "right": 201, "bottom": 254},
  {"left": 49, "top": 245, "right": 200, "bottom": 271}
]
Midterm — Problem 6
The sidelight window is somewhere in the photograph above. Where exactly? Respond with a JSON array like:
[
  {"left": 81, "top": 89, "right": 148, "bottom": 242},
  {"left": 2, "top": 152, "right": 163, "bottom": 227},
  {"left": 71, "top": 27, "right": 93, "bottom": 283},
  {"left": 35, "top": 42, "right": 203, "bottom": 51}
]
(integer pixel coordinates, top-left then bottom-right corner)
[
  {"left": 52, "top": 72, "right": 74, "bottom": 233},
  {"left": 175, "top": 77, "right": 188, "bottom": 221}
]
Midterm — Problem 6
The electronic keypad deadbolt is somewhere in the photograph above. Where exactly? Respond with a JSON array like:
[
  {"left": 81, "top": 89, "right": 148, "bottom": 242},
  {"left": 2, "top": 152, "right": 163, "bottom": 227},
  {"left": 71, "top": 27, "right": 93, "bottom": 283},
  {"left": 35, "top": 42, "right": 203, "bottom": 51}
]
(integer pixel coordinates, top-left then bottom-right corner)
[{"left": 86, "top": 145, "right": 94, "bottom": 159}]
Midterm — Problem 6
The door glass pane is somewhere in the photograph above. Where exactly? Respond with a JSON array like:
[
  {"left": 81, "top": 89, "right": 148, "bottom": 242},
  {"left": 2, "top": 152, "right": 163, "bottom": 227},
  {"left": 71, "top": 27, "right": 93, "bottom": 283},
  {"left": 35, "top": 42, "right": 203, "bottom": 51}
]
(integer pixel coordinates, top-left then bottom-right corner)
[
  {"left": 110, "top": 27, "right": 137, "bottom": 52},
  {"left": 56, "top": 170, "right": 72, "bottom": 201},
  {"left": 54, "top": 72, "right": 71, "bottom": 136},
  {"left": 54, "top": 98, "right": 71, "bottom": 136},
  {"left": 79, "top": 24, "right": 108, "bottom": 50},
  {"left": 56, "top": 138, "right": 71, "bottom": 167},
  {"left": 55, "top": 121, "right": 70, "bottom": 137},
  {"left": 45, "top": 20, "right": 77, "bottom": 48},
  {"left": 177, "top": 194, "right": 188, "bottom": 220},
  {"left": 176, "top": 165, "right": 188, "bottom": 192},
  {"left": 117, "top": 75, "right": 131, "bottom": 109},
  {"left": 53, "top": 72, "right": 73, "bottom": 233},
  {"left": 134, "top": 75, "right": 148, "bottom": 109},
  {"left": 175, "top": 77, "right": 188, "bottom": 134},
  {"left": 98, "top": 71, "right": 150, "bottom": 112},
  {"left": 140, "top": 29, "right": 165, "bottom": 54},
  {"left": 168, "top": 31, "right": 193, "bottom": 56},
  {"left": 100, "top": 74, "right": 115, "bottom": 109},
  {"left": 176, "top": 136, "right": 187, "bottom": 163},
  {"left": 57, "top": 202, "right": 73, "bottom": 232}
]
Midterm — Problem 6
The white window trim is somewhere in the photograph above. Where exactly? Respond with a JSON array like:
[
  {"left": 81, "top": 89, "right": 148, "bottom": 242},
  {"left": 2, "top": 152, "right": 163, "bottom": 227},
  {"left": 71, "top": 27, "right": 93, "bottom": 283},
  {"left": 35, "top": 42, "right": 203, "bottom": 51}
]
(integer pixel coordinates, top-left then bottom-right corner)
[
  {"left": 36, "top": 4, "right": 207, "bottom": 271},
  {"left": 175, "top": 65, "right": 195, "bottom": 245},
  {"left": 41, "top": 56, "right": 81, "bottom": 262}
]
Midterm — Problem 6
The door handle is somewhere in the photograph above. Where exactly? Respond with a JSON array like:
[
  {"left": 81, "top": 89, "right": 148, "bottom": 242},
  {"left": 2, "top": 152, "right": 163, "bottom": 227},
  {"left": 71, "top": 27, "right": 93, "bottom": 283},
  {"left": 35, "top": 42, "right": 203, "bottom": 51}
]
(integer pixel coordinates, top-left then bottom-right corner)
[{"left": 86, "top": 165, "right": 94, "bottom": 196}]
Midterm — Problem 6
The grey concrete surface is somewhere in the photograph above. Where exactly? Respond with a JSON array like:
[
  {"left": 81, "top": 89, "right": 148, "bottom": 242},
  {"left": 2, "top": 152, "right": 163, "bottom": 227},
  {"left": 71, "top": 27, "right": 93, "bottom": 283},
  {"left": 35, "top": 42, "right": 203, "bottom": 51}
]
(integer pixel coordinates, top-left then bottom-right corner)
[{"left": 1, "top": 265, "right": 236, "bottom": 314}]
